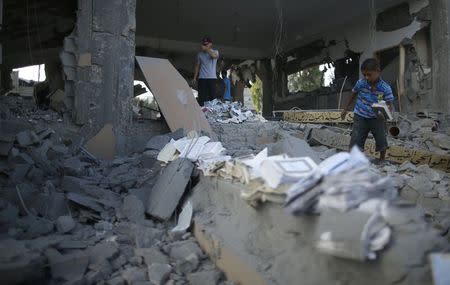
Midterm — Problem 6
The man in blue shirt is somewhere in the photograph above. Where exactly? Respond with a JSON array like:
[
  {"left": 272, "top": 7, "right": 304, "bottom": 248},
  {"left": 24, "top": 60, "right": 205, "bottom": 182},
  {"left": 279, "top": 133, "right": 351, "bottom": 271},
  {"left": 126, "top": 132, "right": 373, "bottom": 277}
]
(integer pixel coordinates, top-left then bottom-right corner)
[
  {"left": 193, "top": 36, "right": 219, "bottom": 106},
  {"left": 341, "top": 58, "right": 395, "bottom": 161}
]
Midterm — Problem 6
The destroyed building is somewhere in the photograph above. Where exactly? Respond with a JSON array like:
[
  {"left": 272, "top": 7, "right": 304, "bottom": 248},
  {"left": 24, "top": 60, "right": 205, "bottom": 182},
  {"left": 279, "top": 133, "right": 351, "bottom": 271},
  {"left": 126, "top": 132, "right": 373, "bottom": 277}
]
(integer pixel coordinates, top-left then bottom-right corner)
[{"left": 1, "top": 0, "right": 450, "bottom": 285}]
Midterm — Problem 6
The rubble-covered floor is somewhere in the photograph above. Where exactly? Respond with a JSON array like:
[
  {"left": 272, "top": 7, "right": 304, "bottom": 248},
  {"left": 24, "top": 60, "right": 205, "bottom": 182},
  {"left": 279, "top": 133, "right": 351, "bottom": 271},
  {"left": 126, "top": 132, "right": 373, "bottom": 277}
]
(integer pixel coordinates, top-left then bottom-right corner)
[
  {"left": 0, "top": 95, "right": 231, "bottom": 285},
  {"left": 1, "top": 93, "right": 450, "bottom": 284},
  {"left": 211, "top": 118, "right": 450, "bottom": 237}
]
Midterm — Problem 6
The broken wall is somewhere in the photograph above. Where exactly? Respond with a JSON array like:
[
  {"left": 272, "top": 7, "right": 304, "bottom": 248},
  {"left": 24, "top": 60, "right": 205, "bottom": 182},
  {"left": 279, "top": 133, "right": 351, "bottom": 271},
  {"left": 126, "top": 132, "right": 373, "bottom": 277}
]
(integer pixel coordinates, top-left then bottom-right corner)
[
  {"left": 272, "top": 0, "right": 450, "bottom": 115},
  {"left": 60, "top": 0, "right": 137, "bottom": 154}
]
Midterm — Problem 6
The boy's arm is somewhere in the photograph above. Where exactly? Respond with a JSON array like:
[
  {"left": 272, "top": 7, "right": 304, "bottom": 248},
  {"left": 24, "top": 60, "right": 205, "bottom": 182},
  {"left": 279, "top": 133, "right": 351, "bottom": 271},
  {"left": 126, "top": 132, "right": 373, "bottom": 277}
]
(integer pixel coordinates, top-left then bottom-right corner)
[{"left": 341, "top": 92, "right": 358, "bottom": 119}]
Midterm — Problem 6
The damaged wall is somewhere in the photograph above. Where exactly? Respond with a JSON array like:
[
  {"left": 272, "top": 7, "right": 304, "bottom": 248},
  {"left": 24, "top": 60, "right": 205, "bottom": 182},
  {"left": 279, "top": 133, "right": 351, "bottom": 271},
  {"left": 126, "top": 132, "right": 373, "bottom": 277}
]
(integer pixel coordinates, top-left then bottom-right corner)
[
  {"left": 60, "top": 0, "right": 137, "bottom": 154},
  {"left": 272, "top": 0, "right": 447, "bottom": 115}
]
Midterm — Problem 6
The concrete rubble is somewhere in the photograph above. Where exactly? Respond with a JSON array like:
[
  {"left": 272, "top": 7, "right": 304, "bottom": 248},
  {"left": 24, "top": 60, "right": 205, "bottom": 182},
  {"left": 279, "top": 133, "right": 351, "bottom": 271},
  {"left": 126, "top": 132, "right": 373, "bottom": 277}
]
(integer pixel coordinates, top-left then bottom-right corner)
[
  {"left": 0, "top": 97, "right": 230, "bottom": 285},
  {"left": 1, "top": 89, "right": 450, "bottom": 284}
]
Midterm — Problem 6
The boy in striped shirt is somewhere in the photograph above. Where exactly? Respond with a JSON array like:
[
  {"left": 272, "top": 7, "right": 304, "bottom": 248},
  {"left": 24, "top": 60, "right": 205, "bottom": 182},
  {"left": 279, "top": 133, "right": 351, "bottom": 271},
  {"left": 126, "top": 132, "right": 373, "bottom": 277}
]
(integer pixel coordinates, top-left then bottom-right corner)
[{"left": 341, "top": 58, "right": 395, "bottom": 161}]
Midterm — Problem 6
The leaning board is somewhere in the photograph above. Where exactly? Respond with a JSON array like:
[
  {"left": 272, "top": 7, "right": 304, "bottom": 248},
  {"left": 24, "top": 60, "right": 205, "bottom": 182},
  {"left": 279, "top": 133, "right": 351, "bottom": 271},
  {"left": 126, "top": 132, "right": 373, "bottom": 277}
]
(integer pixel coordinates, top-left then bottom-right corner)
[{"left": 136, "top": 56, "right": 213, "bottom": 137}]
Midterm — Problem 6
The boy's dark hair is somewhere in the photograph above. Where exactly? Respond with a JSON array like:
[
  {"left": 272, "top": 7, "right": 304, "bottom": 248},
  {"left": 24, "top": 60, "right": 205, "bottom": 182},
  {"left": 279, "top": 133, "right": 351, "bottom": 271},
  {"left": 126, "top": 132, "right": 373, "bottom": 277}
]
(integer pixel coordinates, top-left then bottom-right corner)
[{"left": 361, "top": 58, "right": 380, "bottom": 71}]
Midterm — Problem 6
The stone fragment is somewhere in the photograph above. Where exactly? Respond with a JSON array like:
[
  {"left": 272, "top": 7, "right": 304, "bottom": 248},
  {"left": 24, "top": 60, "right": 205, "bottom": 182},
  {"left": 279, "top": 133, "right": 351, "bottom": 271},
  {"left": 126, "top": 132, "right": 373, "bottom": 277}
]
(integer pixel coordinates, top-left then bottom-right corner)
[
  {"left": 398, "top": 161, "right": 417, "bottom": 172},
  {"left": 107, "top": 276, "right": 125, "bottom": 285},
  {"left": 148, "top": 263, "right": 172, "bottom": 285},
  {"left": 121, "top": 267, "right": 148, "bottom": 284},
  {"left": 176, "top": 253, "right": 199, "bottom": 274},
  {"left": 95, "top": 221, "right": 113, "bottom": 231},
  {"left": 169, "top": 241, "right": 203, "bottom": 261},
  {"left": 135, "top": 247, "right": 169, "bottom": 266},
  {"left": 146, "top": 159, "right": 194, "bottom": 221},
  {"left": 406, "top": 175, "right": 434, "bottom": 193},
  {"left": 16, "top": 130, "right": 34, "bottom": 147},
  {"left": 63, "top": 156, "right": 85, "bottom": 176},
  {"left": 45, "top": 248, "right": 89, "bottom": 281},
  {"left": 88, "top": 242, "right": 119, "bottom": 264},
  {"left": 187, "top": 270, "right": 221, "bottom": 285},
  {"left": 22, "top": 217, "right": 54, "bottom": 239},
  {"left": 56, "top": 215, "right": 76, "bottom": 234},
  {"left": 123, "top": 195, "right": 145, "bottom": 222},
  {"left": 146, "top": 135, "right": 171, "bottom": 151},
  {"left": 111, "top": 255, "right": 127, "bottom": 270},
  {"left": 417, "top": 164, "right": 443, "bottom": 182}
]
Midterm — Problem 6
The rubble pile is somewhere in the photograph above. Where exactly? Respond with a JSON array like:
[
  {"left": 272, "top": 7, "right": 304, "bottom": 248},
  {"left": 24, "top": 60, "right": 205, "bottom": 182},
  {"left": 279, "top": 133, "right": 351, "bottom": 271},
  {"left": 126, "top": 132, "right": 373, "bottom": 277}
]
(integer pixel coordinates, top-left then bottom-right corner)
[
  {"left": 391, "top": 116, "right": 450, "bottom": 154},
  {"left": 0, "top": 110, "right": 230, "bottom": 284},
  {"left": 202, "top": 99, "right": 264, "bottom": 124}
]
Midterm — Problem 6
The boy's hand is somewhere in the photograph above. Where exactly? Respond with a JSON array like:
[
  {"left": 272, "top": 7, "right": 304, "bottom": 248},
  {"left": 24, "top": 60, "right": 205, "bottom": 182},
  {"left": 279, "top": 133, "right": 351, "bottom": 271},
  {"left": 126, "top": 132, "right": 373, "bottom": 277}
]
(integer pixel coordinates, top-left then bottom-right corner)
[
  {"left": 341, "top": 110, "right": 347, "bottom": 120},
  {"left": 376, "top": 111, "right": 385, "bottom": 121}
]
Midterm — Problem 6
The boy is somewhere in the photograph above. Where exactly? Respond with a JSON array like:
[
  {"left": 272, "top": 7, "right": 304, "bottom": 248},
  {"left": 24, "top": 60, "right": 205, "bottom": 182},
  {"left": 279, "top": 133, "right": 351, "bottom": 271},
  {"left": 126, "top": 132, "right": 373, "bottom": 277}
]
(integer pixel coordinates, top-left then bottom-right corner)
[
  {"left": 193, "top": 36, "right": 219, "bottom": 106},
  {"left": 221, "top": 69, "right": 232, "bottom": 102},
  {"left": 341, "top": 58, "right": 395, "bottom": 161}
]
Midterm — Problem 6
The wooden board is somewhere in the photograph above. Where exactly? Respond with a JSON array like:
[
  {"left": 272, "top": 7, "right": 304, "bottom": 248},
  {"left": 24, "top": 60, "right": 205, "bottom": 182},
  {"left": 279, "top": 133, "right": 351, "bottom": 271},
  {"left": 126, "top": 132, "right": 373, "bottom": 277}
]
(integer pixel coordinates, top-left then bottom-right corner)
[
  {"left": 308, "top": 128, "right": 450, "bottom": 172},
  {"left": 136, "top": 56, "right": 213, "bottom": 137},
  {"left": 281, "top": 111, "right": 354, "bottom": 124}
]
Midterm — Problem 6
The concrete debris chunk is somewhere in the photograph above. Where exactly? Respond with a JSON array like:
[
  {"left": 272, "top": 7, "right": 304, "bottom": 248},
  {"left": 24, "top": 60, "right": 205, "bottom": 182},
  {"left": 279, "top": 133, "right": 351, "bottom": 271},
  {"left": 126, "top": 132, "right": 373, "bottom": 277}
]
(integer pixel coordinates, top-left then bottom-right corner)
[
  {"left": 135, "top": 247, "right": 169, "bottom": 266},
  {"left": 62, "top": 156, "right": 85, "bottom": 176},
  {"left": 45, "top": 248, "right": 89, "bottom": 281},
  {"left": 187, "top": 270, "right": 221, "bottom": 285},
  {"left": 169, "top": 240, "right": 203, "bottom": 261},
  {"left": 106, "top": 276, "right": 126, "bottom": 285},
  {"left": 122, "top": 194, "right": 145, "bottom": 222},
  {"left": 171, "top": 201, "right": 193, "bottom": 237},
  {"left": 430, "top": 253, "right": 450, "bottom": 285},
  {"left": 88, "top": 241, "right": 119, "bottom": 264},
  {"left": 16, "top": 130, "right": 36, "bottom": 147},
  {"left": 176, "top": 253, "right": 199, "bottom": 274},
  {"left": 56, "top": 215, "right": 76, "bottom": 233},
  {"left": 146, "top": 159, "right": 194, "bottom": 221},
  {"left": 121, "top": 266, "right": 148, "bottom": 284},
  {"left": 146, "top": 134, "right": 171, "bottom": 151},
  {"left": 268, "top": 134, "right": 320, "bottom": 164},
  {"left": 148, "top": 263, "right": 172, "bottom": 285}
]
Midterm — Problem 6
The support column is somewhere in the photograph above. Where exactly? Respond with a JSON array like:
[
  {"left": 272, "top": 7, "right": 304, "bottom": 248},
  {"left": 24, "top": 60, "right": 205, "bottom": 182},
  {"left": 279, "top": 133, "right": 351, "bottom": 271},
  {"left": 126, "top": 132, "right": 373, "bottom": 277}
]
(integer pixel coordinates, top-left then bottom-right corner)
[
  {"left": 61, "top": 0, "right": 136, "bottom": 154},
  {"left": 430, "top": 0, "right": 450, "bottom": 115},
  {"left": 256, "top": 59, "right": 274, "bottom": 118}
]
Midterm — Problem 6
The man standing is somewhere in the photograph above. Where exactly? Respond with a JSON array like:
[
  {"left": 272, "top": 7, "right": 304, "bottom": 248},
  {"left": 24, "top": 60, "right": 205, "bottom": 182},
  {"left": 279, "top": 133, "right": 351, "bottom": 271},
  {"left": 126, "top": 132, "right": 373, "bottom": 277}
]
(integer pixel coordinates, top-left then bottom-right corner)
[{"left": 193, "top": 36, "right": 219, "bottom": 106}]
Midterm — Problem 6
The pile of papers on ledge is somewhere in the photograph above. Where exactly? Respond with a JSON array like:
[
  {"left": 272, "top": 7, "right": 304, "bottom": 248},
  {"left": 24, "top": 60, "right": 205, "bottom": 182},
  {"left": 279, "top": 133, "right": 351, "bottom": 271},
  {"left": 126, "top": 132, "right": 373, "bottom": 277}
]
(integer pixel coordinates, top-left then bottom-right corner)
[
  {"left": 202, "top": 99, "right": 264, "bottom": 124},
  {"left": 157, "top": 131, "right": 226, "bottom": 163},
  {"left": 284, "top": 146, "right": 398, "bottom": 261}
]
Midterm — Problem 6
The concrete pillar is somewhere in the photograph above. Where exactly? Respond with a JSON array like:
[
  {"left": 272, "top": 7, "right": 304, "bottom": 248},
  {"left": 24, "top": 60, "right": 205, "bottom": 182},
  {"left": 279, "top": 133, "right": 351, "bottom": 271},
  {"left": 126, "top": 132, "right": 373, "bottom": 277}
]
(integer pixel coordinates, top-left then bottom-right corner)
[
  {"left": 61, "top": 0, "right": 136, "bottom": 154},
  {"left": 430, "top": 0, "right": 450, "bottom": 115},
  {"left": 256, "top": 59, "right": 274, "bottom": 118},
  {"left": 45, "top": 59, "right": 64, "bottom": 94}
]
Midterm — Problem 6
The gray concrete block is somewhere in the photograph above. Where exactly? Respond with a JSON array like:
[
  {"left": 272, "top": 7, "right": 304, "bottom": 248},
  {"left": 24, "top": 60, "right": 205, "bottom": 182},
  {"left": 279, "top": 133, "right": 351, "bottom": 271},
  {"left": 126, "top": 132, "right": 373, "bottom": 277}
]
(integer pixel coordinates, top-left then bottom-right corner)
[
  {"left": 106, "top": 276, "right": 125, "bottom": 285},
  {"left": 134, "top": 247, "right": 169, "bottom": 266},
  {"left": 187, "top": 270, "right": 221, "bottom": 285},
  {"left": 56, "top": 215, "right": 76, "bottom": 234},
  {"left": 146, "top": 135, "right": 171, "bottom": 151},
  {"left": 176, "top": 253, "right": 199, "bottom": 274},
  {"left": 16, "top": 130, "right": 34, "bottom": 147},
  {"left": 169, "top": 241, "right": 203, "bottom": 261},
  {"left": 148, "top": 263, "right": 172, "bottom": 285},
  {"left": 45, "top": 248, "right": 89, "bottom": 281},
  {"left": 88, "top": 241, "right": 119, "bottom": 264},
  {"left": 146, "top": 159, "right": 194, "bottom": 221},
  {"left": 63, "top": 156, "right": 85, "bottom": 176},
  {"left": 121, "top": 266, "right": 148, "bottom": 284},
  {"left": 122, "top": 194, "right": 145, "bottom": 222},
  {"left": 268, "top": 134, "right": 320, "bottom": 163}
]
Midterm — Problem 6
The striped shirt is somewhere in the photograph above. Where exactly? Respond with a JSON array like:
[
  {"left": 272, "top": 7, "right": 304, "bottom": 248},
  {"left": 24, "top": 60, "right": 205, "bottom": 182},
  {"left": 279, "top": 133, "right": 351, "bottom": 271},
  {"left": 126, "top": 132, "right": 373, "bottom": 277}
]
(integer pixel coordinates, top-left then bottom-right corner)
[{"left": 352, "top": 78, "right": 394, "bottom": 118}]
